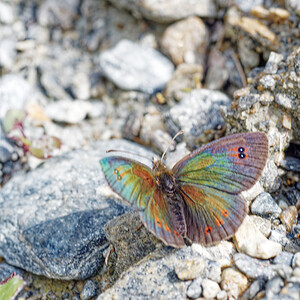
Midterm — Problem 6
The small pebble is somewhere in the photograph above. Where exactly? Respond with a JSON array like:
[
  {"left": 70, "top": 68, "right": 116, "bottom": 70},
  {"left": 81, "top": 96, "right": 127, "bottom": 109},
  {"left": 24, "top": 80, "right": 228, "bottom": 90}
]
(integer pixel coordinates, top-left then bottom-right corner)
[
  {"left": 234, "top": 215, "right": 282, "bottom": 259},
  {"left": 251, "top": 192, "right": 282, "bottom": 218},
  {"left": 80, "top": 280, "right": 98, "bottom": 300},
  {"left": 242, "top": 277, "right": 266, "bottom": 300},
  {"left": 175, "top": 258, "right": 206, "bottom": 280},
  {"left": 280, "top": 206, "right": 298, "bottom": 232},
  {"left": 202, "top": 278, "right": 220, "bottom": 299},
  {"left": 221, "top": 268, "right": 248, "bottom": 299},
  {"left": 292, "top": 252, "right": 300, "bottom": 268},
  {"left": 186, "top": 277, "right": 202, "bottom": 299},
  {"left": 216, "top": 290, "right": 228, "bottom": 300},
  {"left": 273, "top": 251, "right": 294, "bottom": 266},
  {"left": 249, "top": 215, "right": 271, "bottom": 237},
  {"left": 265, "top": 276, "right": 284, "bottom": 298}
]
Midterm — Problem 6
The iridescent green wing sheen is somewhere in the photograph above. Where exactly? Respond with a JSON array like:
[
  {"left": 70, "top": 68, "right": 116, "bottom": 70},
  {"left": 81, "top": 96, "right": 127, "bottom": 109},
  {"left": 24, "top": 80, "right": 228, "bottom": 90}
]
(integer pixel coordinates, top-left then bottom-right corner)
[
  {"left": 172, "top": 132, "right": 268, "bottom": 245},
  {"left": 100, "top": 157, "right": 185, "bottom": 247}
]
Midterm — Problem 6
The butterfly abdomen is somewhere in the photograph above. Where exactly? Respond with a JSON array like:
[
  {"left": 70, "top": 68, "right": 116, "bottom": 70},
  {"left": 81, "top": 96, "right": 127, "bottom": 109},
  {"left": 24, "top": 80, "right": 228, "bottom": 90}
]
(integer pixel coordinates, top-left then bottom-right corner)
[{"left": 157, "top": 172, "right": 187, "bottom": 237}]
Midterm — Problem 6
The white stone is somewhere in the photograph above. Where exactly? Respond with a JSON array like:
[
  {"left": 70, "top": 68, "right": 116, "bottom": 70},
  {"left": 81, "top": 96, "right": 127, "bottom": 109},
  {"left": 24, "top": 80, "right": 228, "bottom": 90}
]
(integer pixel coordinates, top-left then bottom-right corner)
[
  {"left": 234, "top": 215, "right": 282, "bottom": 259},
  {"left": 202, "top": 278, "right": 220, "bottom": 299}
]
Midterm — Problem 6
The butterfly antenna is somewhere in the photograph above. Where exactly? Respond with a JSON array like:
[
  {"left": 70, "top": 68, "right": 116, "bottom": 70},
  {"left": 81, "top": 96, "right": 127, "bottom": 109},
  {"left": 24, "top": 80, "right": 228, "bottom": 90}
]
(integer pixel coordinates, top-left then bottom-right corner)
[
  {"left": 106, "top": 149, "right": 153, "bottom": 162},
  {"left": 161, "top": 130, "right": 184, "bottom": 162}
]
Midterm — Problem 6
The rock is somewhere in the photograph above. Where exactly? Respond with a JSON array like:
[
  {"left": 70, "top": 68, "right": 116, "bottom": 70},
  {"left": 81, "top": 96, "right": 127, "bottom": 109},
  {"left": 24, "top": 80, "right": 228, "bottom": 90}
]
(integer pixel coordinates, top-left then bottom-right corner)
[
  {"left": 175, "top": 258, "right": 207, "bottom": 281},
  {"left": 280, "top": 283, "right": 300, "bottom": 300},
  {"left": 280, "top": 157, "right": 300, "bottom": 172},
  {"left": 164, "top": 63, "right": 204, "bottom": 101},
  {"left": 222, "top": 48, "right": 300, "bottom": 161},
  {"left": 273, "top": 252, "right": 294, "bottom": 266},
  {"left": 71, "top": 72, "right": 91, "bottom": 100},
  {"left": 234, "top": 215, "right": 282, "bottom": 259},
  {"left": 0, "top": 38, "right": 17, "bottom": 70},
  {"left": 234, "top": 253, "right": 276, "bottom": 279},
  {"left": 0, "top": 139, "right": 154, "bottom": 279},
  {"left": 104, "top": 212, "right": 162, "bottom": 276},
  {"left": 81, "top": 280, "right": 98, "bottom": 300},
  {"left": 161, "top": 16, "right": 208, "bottom": 66},
  {"left": 186, "top": 277, "right": 202, "bottom": 299},
  {"left": 271, "top": 264, "right": 293, "bottom": 280},
  {"left": 201, "top": 278, "right": 220, "bottom": 299},
  {"left": 0, "top": 2, "right": 15, "bottom": 24},
  {"left": 205, "top": 50, "right": 229, "bottom": 90},
  {"left": 0, "top": 262, "right": 25, "bottom": 282},
  {"left": 99, "top": 39, "right": 174, "bottom": 94},
  {"left": 220, "top": 268, "right": 248, "bottom": 299},
  {"left": 251, "top": 192, "right": 282, "bottom": 218},
  {"left": 217, "top": 290, "right": 228, "bottom": 300},
  {"left": 280, "top": 206, "right": 298, "bottom": 232},
  {"left": 260, "top": 159, "right": 281, "bottom": 193},
  {"left": 233, "top": 0, "right": 263, "bottom": 13},
  {"left": 37, "top": 0, "right": 80, "bottom": 30},
  {"left": 0, "top": 74, "right": 43, "bottom": 119},
  {"left": 107, "top": 0, "right": 217, "bottom": 23},
  {"left": 45, "top": 100, "right": 93, "bottom": 124},
  {"left": 249, "top": 215, "right": 271, "bottom": 237},
  {"left": 265, "top": 276, "right": 284, "bottom": 298},
  {"left": 292, "top": 253, "right": 300, "bottom": 268},
  {"left": 269, "top": 229, "right": 300, "bottom": 253},
  {"left": 168, "top": 89, "right": 231, "bottom": 148},
  {"left": 242, "top": 277, "right": 266, "bottom": 300}
]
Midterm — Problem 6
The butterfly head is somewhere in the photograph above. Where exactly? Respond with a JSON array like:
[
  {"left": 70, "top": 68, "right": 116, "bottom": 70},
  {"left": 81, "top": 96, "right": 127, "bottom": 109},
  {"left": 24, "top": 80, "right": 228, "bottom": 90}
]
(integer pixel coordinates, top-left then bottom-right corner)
[{"left": 152, "top": 159, "right": 176, "bottom": 193}]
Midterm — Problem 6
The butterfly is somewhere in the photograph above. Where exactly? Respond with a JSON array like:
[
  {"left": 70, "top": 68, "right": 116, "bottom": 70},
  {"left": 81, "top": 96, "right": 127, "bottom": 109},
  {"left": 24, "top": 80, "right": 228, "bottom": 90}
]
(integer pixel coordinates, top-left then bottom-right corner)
[{"left": 100, "top": 132, "right": 268, "bottom": 248}]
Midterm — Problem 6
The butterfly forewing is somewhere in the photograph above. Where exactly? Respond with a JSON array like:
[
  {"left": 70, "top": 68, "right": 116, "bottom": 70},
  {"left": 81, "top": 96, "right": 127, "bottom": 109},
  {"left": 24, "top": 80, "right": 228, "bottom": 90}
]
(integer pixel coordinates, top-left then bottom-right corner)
[
  {"left": 100, "top": 157, "right": 185, "bottom": 247},
  {"left": 172, "top": 132, "right": 268, "bottom": 245},
  {"left": 173, "top": 132, "right": 268, "bottom": 194}
]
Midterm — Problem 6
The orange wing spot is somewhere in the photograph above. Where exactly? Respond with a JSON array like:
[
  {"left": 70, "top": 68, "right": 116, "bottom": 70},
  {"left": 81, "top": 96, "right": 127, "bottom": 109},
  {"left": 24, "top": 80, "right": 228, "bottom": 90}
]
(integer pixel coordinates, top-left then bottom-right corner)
[
  {"left": 205, "top": 226, "right": 212, "bottom": 234},
  {"left": 216, "top": 219, "right": 223, "bottom": 226},
  {"left": 156, "top": 219, "right": 162, "bottom": 228},
  {"left": 222, "top": 209, "right": 229, "bottom": 217},
  {"left": 116, "top": 175, "right": 122, "bottom": 181},
  {"left": 174, "top": 230, "right": 180, "bottom": 237},
  {"left": 165, "top": 225, "right": 171, "bottom": 233}
]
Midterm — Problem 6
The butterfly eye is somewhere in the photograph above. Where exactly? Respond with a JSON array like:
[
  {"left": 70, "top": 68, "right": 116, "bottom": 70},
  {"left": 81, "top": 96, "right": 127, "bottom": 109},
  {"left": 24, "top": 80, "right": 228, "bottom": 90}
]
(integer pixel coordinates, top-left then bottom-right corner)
[
  {"left": 156, "top": 219, "right": 162, "bottom": 228},
  {"left": 222, "top": 209, "right": 229, "bottom": 217},
  {"left": 238, "top": 153, "right": 246, "bottom": 159},
  {"left": 238, "top": 147, "right": 245, "bottom": 152},
  {"left": 205, "top": 226, "right": 212, "bottom": 234}
]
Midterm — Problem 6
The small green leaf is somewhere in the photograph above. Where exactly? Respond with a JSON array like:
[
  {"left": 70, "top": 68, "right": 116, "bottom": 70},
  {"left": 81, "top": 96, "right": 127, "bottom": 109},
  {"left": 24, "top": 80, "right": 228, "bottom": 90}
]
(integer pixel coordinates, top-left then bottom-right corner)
[
  {"left": 2, "top": 109, "right": 26, "bottom": 133},
  {"left": 28, "top": 136, "right": 62, "bottom": 159},
  {"left": 0, "top": 273, "right": 26, "bottom": 300}
]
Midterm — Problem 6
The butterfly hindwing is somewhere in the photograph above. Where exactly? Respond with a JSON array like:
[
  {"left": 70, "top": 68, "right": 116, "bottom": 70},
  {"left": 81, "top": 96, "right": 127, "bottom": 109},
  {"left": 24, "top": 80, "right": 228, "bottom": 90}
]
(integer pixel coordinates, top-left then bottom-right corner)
[
  {"left": 172, "top": 132, "right": 268, "bottom": 245},
  {"left": 100, "top": 157, "right": 185, "bottom": 247},
  {"left": 180, "top": 185, "right": 247, "bottom": 245}
]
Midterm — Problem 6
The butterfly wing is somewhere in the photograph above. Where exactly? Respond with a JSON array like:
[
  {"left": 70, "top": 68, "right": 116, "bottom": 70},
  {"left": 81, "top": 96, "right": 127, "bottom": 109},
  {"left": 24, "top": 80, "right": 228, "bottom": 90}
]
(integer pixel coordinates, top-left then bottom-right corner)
[
  {"left": 100, "top": 157, "right": 185, "bottom": 247},
  {"left": 172, "top": 132, "right": 268, "bottom": 245}
]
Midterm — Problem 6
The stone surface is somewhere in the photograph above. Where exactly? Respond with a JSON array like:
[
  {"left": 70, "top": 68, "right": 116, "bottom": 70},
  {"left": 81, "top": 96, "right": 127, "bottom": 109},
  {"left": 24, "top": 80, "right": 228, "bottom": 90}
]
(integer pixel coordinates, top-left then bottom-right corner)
[
  {"left": 202, "top": 278, "right": 220, "bottom": 299},
  {"left": 168, "top": 89, "right": 231, "bottom": 148},
  {"left": 249, "top": 215, "right": 271, "bottom": 237},
  {"left": 234, "top": 253, "right": 276, "bottom": 279},
  {"left": 242, "top": 277, "right": 266, "bottom": 300},
  {"left": 221, "top": 268, "right": 248, "bottom": 299},
  {"left": 234, "top": 215, "right": 282, "bottom": 259},
  {"left": 161, "top": 16, "right": 208, "bottom": 66},
  {"left": 99, "top": 39, "right": 174, "bottom": 94},
  {"left": 0, "top": 139, "right": 154, "bottom": 279},
  {"left": 0, "top": 74, "right": 43, "bottom": 119},
  {"left": 107, "top": 0, "right": 217, "bottom": 23},
  {"left": 81, "top": 280, "right": 98, "bottom": 300},
  {"left": 186, "top": 277, "right": 202, "bottom": 299},
  {"left": 251, "top": 192, "right": 282, "bottom": 218},
  {"left": 280, "top": 206, "right": 298, "bottom": 232}
]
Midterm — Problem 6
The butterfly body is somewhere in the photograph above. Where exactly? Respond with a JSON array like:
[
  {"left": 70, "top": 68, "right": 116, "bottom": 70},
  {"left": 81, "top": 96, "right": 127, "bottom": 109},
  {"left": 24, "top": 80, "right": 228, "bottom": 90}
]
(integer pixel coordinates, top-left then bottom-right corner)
[{"left": 100, "top": 132, "right": 268, "bottom": 248}]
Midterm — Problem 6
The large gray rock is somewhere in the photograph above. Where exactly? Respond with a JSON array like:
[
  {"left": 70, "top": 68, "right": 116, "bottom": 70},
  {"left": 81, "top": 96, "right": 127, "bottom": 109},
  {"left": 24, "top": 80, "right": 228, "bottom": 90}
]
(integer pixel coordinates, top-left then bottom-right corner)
[
  {"left": 167, "top": 89, "right": 231, "bottom": 148},
  {"left": 99, "top": 39, "right": 174, "bottom": 94},
  {"left": 0, "top": 139, "right": 154, "bottom": 279},
  {"left": 108, "top": 0, "right": 216, "bottom": 23}
]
